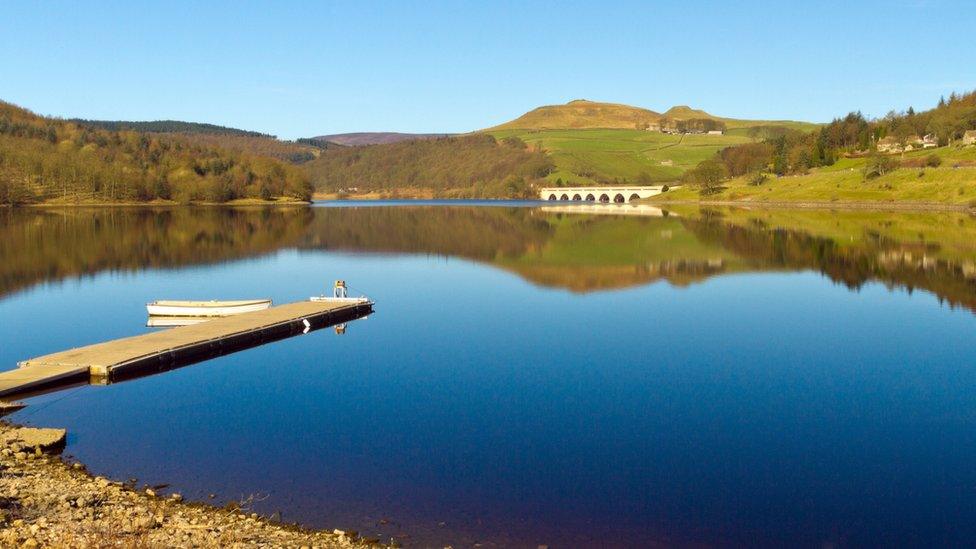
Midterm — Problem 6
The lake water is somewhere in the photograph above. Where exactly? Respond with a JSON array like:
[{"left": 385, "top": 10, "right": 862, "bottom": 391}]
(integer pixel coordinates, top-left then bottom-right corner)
[{"left": 2, "top": 202, "right": 976, "bottom": 547}]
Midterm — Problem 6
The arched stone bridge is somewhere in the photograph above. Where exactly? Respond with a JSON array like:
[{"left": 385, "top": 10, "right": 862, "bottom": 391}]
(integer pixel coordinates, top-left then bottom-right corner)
[{"left": 539, "top": 185, "right": 669, "bottom": 203}]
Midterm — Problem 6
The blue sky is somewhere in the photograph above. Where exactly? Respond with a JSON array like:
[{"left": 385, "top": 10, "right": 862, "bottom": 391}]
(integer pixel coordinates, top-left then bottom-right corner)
[{"left": 1, "top": 1, "right": 973, "bottom": 138}]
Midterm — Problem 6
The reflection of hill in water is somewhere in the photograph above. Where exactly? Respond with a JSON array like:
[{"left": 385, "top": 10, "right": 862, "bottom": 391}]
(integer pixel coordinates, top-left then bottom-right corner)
[
  {"left": 679, "top": 208, "right": 976, "bottom": 313},
  {"left": 0, "top": 207, "right": 313, "bottom": 298},
  {"left": 490, "top": 214, "right": 738, "bottom": 291},
  {"left": 298, "top": 207, "right": 737, "bottom": 291},
  {"left": 2, "top": 205, "right": 975, "bottom": 312}
]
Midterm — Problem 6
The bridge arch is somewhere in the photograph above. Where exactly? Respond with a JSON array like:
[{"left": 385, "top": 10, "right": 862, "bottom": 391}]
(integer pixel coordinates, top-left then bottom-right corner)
[
  {"left": 560, "top": 194, "right": 569, "bottom": 201},
  {"left": 614, "top": 193, "right": 625, "bottom": 203},
  {"left": 548, "top": 194, "right": 557, "bottom": 201},
  {"left": 585, "top": 193, "right": 595, "bottom": 201},
  {"left": 572, "top": 194, "right": 582, "bottom": 201},
  {"left": 629, "top": 193, "right": 640, "bottom": 201},
  {"left": 599, "top": 194, "right": 610, "bottom": 203}
]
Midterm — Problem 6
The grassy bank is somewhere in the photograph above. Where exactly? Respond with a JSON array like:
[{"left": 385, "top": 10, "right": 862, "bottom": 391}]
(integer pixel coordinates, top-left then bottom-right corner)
[
  {"left": 488, "top": 128, "right": 752, "bottom": 185},
  {"left": 654, "top": 146, "right": 976, "bottom": 208}
]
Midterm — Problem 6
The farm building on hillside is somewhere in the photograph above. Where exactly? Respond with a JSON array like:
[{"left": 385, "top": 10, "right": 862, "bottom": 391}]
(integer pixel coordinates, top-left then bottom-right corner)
[
  {"left": 877, "top": 134, "right": 935, "bottom": 153},
  {"left": 964, "top": 130, "right": 976, "bottom": 146},
  {"left": 877, "top": 136, "right": 901, "bottom": 153},
  {"left": 707, "top": 130, "right": 724, "bottom": 135}
]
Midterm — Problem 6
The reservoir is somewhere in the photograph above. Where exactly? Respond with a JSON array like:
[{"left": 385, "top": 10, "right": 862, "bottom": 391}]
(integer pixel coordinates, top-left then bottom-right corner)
[{"left": 2, "top": 202, "right": 975, "bottom": 546}]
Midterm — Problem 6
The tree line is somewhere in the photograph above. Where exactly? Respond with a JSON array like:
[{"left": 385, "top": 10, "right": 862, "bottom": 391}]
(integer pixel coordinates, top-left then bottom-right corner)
[
  {"left": 659, "top": 117, "right": 726, "bottom": 133},
  {"left": 0, "top": 101, "right": 312, "bottom": 205},
  {"left": 304, "top": 134, "right": 554, "bottom": 198},
  {"left": 68, "top": 119, "right": 274, "bottom": 138}
]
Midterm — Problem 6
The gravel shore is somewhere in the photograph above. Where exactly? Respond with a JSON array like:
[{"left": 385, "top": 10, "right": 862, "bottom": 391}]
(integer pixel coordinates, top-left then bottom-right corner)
[{"left": 0, "top": 421, "right": 389, "bottom": 548}]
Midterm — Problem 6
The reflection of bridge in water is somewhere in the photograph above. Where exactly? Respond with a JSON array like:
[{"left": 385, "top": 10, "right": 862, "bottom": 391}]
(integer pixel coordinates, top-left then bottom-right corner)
[
  {"left": 539, "top": 185, "right": 672, "bottom": 203},
  {"left": 540, "top": 203, "right": 671, "bottom": 217}
]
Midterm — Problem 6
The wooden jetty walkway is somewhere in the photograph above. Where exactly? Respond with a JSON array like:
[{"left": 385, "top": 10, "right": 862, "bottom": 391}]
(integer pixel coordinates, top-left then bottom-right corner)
[{"left": 0, "top": 299, "right": 373, "bottom": 399}]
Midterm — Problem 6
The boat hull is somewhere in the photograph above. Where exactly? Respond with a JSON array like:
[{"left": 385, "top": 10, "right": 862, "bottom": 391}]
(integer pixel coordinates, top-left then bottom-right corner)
[{"left": 146, "top": 300, "right": 272, "bottom": 318}]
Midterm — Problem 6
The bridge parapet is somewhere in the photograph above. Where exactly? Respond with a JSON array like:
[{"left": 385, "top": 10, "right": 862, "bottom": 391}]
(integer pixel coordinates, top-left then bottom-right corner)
[{"left": 538, "top": 186, "right": 672, "bottom": 203}]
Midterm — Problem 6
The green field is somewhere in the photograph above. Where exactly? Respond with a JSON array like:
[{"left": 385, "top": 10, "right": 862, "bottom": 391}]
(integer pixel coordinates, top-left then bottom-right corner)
[
  {"left": 487, "top": 128, "right": 753, "bottom": 185},
  {"left": 655, "top": 144, "right": 976, "bottom": 206}
]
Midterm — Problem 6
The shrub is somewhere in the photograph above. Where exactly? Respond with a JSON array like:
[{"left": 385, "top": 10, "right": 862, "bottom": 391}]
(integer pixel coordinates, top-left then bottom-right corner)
[
  {"left": 925, "top": 154, "right": 943, "bottom": 167},
  {"left": 748, "top": 172, "right": 769, "bottom": 186},
  {"left": 661, "top": 184, "right": 670, "bottom": 192},
  {"left": 863, "top": 153, "right": 899, "bottom": 179},
  {"left": 684, "top": 159, "right": 728, "bottom": 196}
]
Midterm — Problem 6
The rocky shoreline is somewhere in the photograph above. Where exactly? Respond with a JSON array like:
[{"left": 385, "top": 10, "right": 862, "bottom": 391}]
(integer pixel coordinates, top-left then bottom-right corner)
[{"left": 0, "top": 421, "right": 389, "bottom": 548}]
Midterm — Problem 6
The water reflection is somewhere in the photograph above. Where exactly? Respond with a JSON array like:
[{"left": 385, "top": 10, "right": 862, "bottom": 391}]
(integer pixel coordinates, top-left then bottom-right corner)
[
  {"left": 2, "top": 203, "right": 975, "bottom": 312},
  {"left": 3, "top": 203, "right": 976, "bottom": 546}
]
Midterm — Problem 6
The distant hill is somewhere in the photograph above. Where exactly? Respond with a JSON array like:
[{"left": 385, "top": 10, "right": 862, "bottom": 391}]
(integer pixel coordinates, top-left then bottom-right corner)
[
  {"left": 662, "top": 105, "right": 715, "bottom": 120},
  {"left": 487, "top": 99, "right": 817, "bottom": 133},
  {"left": 661, "top": 105, "right": 816, "bottom": 132},
  {"left": 70, "top": 119, "right": 274, "bottom": 138},
  {"left": 312, "top": 132, "right": 454, "bottom": 146},
  {"left": 487, "top": 100, "right": 661, "bottom": 131}
]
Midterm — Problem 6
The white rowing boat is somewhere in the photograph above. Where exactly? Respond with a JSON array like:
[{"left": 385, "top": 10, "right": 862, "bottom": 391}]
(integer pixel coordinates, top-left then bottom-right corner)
[{"left": 146, "top": 299, "right": 272, "bottom": 318}]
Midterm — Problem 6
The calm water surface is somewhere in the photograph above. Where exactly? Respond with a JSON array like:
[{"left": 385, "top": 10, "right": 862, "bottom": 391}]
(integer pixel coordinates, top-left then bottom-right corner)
[{"left": 2, "top": 202, "right": 976, "bottom": 547}]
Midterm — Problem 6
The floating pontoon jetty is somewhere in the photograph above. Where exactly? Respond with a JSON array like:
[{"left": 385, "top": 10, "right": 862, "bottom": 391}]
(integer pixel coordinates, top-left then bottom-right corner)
[{"left": 0, "top": 299, "right": 372, "bottom": 398}]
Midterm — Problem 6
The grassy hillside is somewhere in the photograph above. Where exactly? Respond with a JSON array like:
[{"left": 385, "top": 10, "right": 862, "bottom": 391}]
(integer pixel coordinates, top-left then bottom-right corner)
[
  {"left": 488, "top": 128, "right": 752, "bottom": 184},
  {"left": 667, "top": 91, "right": 976, "bottom": 206},
  {"left": 304, "top": 134, "right": 553, "bottom": 198},
  {"left": 663, "top": 105, "right": 817, "bottom": 132},
  {"left": 0, "top": 101, "right": 312, "bottom": 205},
  {"left": 488, "top": 99, "right": 818, "bottom": 133},
  {"left": 656, "top": 144, "right": 976, "bottom": 205},
  {"left": 487, "top": 100, "right": 661, "bottom": 131},
  {"left": 483, "top": 100, "right": 817, "bottom": 186}
]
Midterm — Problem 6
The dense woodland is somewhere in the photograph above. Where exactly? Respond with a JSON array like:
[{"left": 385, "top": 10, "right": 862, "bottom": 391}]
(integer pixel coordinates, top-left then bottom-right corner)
[
  {"left": 304, "top": 134, "right": 554, "bottom": 198},
  {"left": 160, "top": 132, "right": 323, "bottom": 164},
  {"left": 685, "top": 90, "right": 976, "bottom": 189},
  {"left": 74, "top": 119, "right": 326, "bottom": 164},
  {"left": 0, "top": 101, "right": 312, "bottom": 205},
  {"left": 68, "top": 119, "right": 273, "bottom": 137}
]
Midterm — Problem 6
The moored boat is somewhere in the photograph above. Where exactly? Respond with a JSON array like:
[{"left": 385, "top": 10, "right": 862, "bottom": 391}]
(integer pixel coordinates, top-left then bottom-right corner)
[{"left": 146, "top": 299, "right": 272, "bottom": 318}]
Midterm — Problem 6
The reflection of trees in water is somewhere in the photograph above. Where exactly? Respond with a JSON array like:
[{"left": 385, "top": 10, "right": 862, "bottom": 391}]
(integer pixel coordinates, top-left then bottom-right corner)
[
  {"left": 3, "top": 206, "right": 974, "bottom": 308},
  {"left": 0, "top": 207, "right": 314, "bottom": 298},
  {"left": 300, "top": 207, "right": 554, "bottom": 260},
  {"left": 684, "top": 213, "right": 976, "bottom": 313}
]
